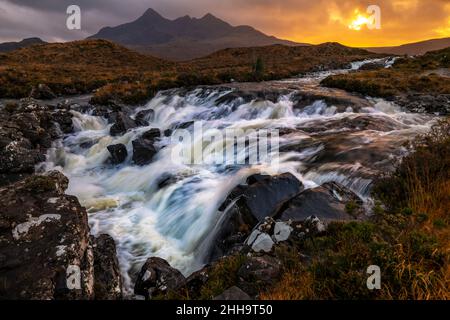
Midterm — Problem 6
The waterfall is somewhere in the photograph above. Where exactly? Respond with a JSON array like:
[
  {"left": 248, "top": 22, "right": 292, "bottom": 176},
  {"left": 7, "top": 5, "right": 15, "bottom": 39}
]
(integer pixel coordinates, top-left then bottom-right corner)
[{"left": 41, "top": 59, "right": 437, "bottom": 295}]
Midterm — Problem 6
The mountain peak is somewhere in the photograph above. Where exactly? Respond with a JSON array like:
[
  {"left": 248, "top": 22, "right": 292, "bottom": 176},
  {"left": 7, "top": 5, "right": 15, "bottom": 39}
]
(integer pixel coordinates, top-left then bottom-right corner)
[
  {"left": 87, "top": 8, "right": 301, "bottom": 60},
  {"left": 199, "top": 13, "right": 225, "bottom": 23},
  {"left": 141, "top": 8, "right": 164, "bottom": 19},
  {"left": 201, "top": 13, "right": 216, "bottom": 19}
]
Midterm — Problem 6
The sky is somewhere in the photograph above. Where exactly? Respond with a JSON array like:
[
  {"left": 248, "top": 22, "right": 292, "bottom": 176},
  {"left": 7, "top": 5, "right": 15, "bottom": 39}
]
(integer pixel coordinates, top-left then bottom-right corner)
[{"left": 0, "top": 0, "right": 450, "bottom": 47}]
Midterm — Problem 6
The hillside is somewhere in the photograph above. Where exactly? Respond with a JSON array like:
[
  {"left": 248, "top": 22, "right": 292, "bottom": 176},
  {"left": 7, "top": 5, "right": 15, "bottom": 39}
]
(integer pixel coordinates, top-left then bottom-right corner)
[
  {"left": 88, "top": 8, "right": 303, "bottom": 60},
  {"left": 321, "top": 46, "right": 450, "bottom": 114},
  {"left": 0, "top": 39, "right": 381, "bottom": 104},
  {"left": 0, "top": 39, "right": 176, "bottom": 99},
  {"left": 187, "top": 42, "right": 380, "bottom": 79},
  {"left": 0, "top": 37, "right": 46, "bottom": 53},
  {"left": 322, "top": 46, "right": 450, "bottom": 97},
  {"left": 365, "top": 37, "right": 450, "bottom": 56}
]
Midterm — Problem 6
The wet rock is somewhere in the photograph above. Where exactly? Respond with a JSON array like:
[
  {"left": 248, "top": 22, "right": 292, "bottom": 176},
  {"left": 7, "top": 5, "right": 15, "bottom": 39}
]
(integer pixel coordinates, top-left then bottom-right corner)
[
  {"left": 396, "top": 94, "right": 450, "bottom": 115},
  {"left": 239, "top": 173, "right": 304, "bottom": 221},
  {"left": 208, "top": 173, "right": 303, "bottom": 261},
  {"left": 91, "top": 105, "right": 112, "bottom": 119},
  {"left": 30, "top": 84, "right": 57, "bottom": 100},
  {"left": 110, "top": 112, "right": 137, "bottom": 136},
  {"left": 132, "top": 129, "right": 160, "bottom": 166},
  {"left": 142, "top": 128, "right": 161, "bottom": 140},
  {"left": 0, "top": 171, "right": 94, "bottom": 299},
  {"left": 134, "top": 257, "right": 186, "bottom": 299},
  {"left": 92, "top": 234, "right": 122, "bottom": 300},
  {"left": 174, "top": 120, "right": 194, "bottom": 130},
  {"left": 0, "top": 100, "right": 68, "bottom": 176},
  {"left": 213, "top": 286, "right": 251, "bottom": 300},
  {"left": 359, "top": 62, "right": 385, "bottom": 71},
  {"left": 107, "top": 144, "right": 128, "bottom": 164},
  {"left": 135, "top": 109, "right": 154, "bottom": 126},
  {"left": 276, "top": 181, "right": 364, "bottom": 222},
  {"left": 52, "top": 110, "right": 74, "bottom": 134}
]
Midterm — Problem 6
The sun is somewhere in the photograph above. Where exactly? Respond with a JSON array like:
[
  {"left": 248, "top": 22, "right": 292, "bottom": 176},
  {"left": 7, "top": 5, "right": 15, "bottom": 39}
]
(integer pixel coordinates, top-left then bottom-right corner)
[{"left": 348, "top": 10, "right": 371, "bottom": 31}]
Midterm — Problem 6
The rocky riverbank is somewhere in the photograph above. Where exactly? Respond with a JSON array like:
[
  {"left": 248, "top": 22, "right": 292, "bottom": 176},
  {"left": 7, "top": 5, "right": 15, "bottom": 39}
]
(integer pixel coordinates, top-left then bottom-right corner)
[{"left": 0, "top": 95, "right": 366, "bottom": 299}]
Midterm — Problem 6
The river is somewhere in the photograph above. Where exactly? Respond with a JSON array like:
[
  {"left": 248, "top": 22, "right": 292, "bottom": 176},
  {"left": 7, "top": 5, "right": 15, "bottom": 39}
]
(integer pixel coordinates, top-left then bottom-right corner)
[{"left": 40, "top": 59, "right": 437, "bottom": 295}]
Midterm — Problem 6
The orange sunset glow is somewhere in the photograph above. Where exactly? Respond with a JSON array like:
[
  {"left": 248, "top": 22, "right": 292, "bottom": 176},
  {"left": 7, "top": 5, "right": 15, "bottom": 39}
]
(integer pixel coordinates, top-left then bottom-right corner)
[{"left": 220, "top": 0, "right": 450, "bottom": 47}]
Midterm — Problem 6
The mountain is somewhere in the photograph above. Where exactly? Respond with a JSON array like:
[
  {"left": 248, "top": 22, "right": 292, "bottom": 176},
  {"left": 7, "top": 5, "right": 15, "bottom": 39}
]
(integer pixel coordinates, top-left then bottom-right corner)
[
  {"left": 88, "top": 8, "right": 306, "bottom": 61},
  {"left": 0, "top": 37, "right": 46, "bottom": 53},
  {"left": 365, "top": 37, "right": 450, "bottom": 56}
]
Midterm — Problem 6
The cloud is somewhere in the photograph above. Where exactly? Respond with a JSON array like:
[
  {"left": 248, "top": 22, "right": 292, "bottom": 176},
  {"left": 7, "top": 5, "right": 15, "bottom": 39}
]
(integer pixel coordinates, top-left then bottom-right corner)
[{"left": 1, "top": 0, "right": 449, "bottom": 46}]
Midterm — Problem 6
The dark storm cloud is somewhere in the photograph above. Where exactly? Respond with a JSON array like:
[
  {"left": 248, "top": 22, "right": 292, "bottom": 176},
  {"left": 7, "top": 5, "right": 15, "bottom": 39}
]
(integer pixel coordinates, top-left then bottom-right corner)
[
  {"left": 0, "top": 0, "right": 225, "bottom": 42},
  {"left": 0, "top": 1, "right": 449, "bottom": 46}
]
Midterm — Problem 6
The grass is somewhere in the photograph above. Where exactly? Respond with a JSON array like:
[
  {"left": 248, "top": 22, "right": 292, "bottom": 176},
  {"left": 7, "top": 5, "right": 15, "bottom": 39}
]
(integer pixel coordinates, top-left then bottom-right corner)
[
  {"left": 0, "top": 40, "right": 381, "bottom": 104},
  {"left": 259, "top": 119, "right": 450, "bottom": 300},
  {"left": 152, "top": 119, "right": 449, "bottom": 301},
  {"left": 0, "top": 39, "right": 176, "bottom": 100},
  {"left": 321, "top": 47, "right": 450, "bottom": 98}
]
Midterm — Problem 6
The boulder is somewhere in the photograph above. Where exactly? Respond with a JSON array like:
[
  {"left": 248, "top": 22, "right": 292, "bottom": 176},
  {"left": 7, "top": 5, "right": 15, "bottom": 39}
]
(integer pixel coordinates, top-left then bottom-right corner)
[
  {"left": 110, "top": 112, "right": 137, "bottom": 136},
  {"left": 132, "top": 129, "right": 161, "bottom": 166},
  {"left": 52, "top": 110, "right": 74, "bottom": 134},
  {"left": 0, "top": 100, "right": 66, "bottom": 175},
  {"left": 213, "top": 286, "right": 251, "bottom": 300},
  {"left": 92, "top": 234, "right": 122, "bottom": 300},
  {"left": 208, "top": 173, "right": 303, "bottom": 260},
  {"left": 0, "top": 171, "right": 94, "bottom": 299},
  {"left": 142, "top": 128, "right": 161, "bottom": 140},
  {"left": 358, "top": 62, "right": 385, "bottom": 71},
  {"left": 238, "top": 173, "right": 304, "bottom": 221},
  {"left": 107, "top": 144, "right": 128, "bottom": 164},
  {"left": 135, "top": 109, "right": 155, "bottom": 126},
  {"left": 247, "top": 231, "right": 274, "bottom": 253},
  {"left": 134, "top": 257, "right": 186, "bottom": 299},
  {"left": 276, "top": 182, "right": 364, "bottom": 222},
  {"left": 395, "top": 94, "right": 450, "bottom": 115},
  {"left": 30, "top": 84, "right": 57, "bottom": 100}
]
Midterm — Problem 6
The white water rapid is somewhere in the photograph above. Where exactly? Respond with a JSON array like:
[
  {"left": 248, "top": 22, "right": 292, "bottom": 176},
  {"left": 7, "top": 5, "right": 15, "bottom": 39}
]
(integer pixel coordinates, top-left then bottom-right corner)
[{"left": 40, "top": 59, "right": 437, "bottom": 295}]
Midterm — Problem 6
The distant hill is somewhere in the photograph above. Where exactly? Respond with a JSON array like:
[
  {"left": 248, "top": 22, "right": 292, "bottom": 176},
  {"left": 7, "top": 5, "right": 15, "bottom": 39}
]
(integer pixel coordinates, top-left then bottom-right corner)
[
  {"left": 188, "top": 42, "right": 378, "bottom": 76},
  {"left": 0, "top": 39, "right": 380, "bottom": 103},
  {"left": 365, "top": 37, "right": 450, "bottom": 56},
  {"left": 88, "top": 8, "right": 306, "bottom": 61},
  {"left": 0, "top": 37, "right": 46, "bottom": 53},
  {"left": 0, "top": 39, "right": 174, "bottom": 98}
]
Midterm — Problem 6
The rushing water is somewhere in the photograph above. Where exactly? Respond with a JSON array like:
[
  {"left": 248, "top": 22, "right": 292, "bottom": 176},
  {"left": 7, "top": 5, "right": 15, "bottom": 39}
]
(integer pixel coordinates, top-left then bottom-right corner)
[{"left": 40, "top": 59, "right": 436, "bottom": 295}]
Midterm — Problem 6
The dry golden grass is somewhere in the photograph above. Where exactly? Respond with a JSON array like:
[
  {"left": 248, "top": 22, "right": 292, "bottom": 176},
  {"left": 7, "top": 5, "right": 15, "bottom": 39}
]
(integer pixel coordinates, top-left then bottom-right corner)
[
  {"left": 0, "top": 40, "right": 381, "bottom": 103},
  {"left": 260, "top": 119, "right": 450, "bottom": 300},
  {"left": 322, "top": 47, "right": 450, "bottom": 97}
]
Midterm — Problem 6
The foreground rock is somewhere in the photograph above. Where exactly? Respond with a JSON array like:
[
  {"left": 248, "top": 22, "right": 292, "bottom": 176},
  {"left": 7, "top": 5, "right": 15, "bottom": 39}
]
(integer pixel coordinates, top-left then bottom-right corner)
[
  {"left": 107, "top": 144, "right": 128, "bottom": 164},
  {"left": 134, "top": 257, "right": 186, "bottom": 299},
  {"left": 275, "top": 181, "right": 365, "bottom": 221},
  {"left": 92, "top": 234, "right": 123, "bottom": 300},
  {"left": 0, "top": 99, "right": 73, "bottom": 186},
  {"left": 0, "top": 171, "right": 122, "bottom": 299},
  {"left": 132, "top": 129, "right": 161, "bottom": 166},
  {"left": 110, "top": 112, "right": 137, "bottom": 136},
  {"left": 209, "top": 173, "right": 303, "bottom": 260}
]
